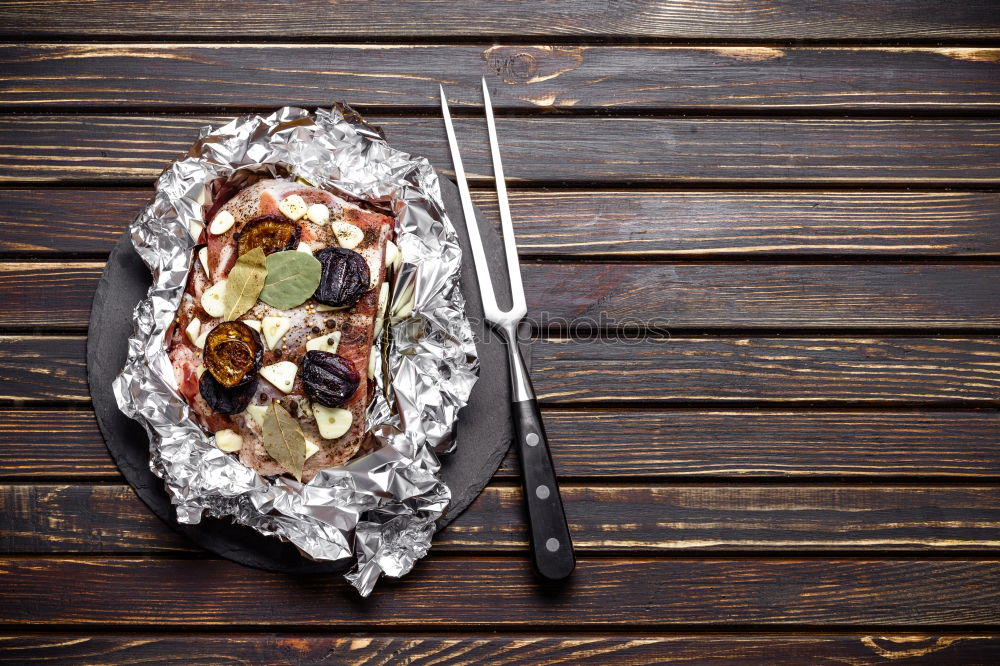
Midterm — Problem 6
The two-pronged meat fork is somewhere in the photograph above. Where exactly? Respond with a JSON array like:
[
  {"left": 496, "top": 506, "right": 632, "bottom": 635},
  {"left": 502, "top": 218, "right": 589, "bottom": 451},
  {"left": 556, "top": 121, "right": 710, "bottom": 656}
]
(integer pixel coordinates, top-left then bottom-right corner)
[{"left": 440, "top": 79, "right": 575, "bottom": 580}]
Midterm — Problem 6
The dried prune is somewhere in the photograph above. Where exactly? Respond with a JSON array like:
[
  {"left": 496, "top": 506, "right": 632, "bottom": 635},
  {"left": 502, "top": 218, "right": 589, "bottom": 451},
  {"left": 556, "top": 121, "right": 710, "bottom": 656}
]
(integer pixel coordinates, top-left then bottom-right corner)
[
  {"left": 235, "top": 214, "right": 300, "bottom": 257},
  {"left": 199, "top": 372, "right": 257, "bottom": 415},
  {"left": 203, "top": 321, "right": 263, "bottom": 388},
  {"left": 313, "top": 247, "right": 370, "bottom": 307},
  {"left": 301, "top": 350, "right": 360, "bottom": 407}
]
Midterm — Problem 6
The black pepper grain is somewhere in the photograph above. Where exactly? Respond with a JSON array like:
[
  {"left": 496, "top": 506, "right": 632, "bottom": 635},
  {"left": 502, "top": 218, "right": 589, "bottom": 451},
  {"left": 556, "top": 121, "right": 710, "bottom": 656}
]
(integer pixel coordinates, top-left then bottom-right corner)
[
  {"left": 288, "top": 401, "right": 299, "bottom": 417},
  {"left": 325, "top": 319, "right": 336, "bottom": 328},
  {"left": 311, "top": 326, "right": 321, "bottom": 334},
  {"left": 274, "top": 348, "right": 283, "bottom": 358}
]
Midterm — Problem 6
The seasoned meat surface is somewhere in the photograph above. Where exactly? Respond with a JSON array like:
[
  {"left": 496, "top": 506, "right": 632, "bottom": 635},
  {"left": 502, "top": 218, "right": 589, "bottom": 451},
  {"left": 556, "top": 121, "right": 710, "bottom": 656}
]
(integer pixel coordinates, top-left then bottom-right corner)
[{"left": 167, "top": 179, "right": 392, "bottom": 481}]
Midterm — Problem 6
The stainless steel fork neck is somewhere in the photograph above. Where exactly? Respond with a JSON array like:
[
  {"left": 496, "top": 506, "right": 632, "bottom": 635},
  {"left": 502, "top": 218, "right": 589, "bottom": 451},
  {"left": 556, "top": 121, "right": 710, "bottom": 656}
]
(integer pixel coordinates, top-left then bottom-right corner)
[{"left": 494, "top": 319, "right": 534, "bottom": 403}]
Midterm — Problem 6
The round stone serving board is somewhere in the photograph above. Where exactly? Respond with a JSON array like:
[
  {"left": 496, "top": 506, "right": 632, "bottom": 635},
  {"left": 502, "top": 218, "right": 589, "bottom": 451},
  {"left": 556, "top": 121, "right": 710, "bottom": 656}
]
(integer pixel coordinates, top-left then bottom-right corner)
[{"left": 87, "top": 176, "right": 520, "bottom": 574}]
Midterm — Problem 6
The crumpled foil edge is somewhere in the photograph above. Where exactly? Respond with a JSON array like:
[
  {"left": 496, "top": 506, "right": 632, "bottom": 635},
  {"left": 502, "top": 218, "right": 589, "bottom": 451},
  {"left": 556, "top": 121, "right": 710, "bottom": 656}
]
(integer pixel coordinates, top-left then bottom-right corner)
[{"left": 112, "top": 105, "right": 479, "bottom": 596}]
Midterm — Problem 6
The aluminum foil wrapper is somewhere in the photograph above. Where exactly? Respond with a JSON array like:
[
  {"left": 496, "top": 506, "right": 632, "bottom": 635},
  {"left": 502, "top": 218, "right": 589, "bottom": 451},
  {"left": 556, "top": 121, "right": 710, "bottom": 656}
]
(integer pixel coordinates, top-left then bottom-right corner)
[{"left": 112, "top": 105, "right": 479, "bottom": 596}]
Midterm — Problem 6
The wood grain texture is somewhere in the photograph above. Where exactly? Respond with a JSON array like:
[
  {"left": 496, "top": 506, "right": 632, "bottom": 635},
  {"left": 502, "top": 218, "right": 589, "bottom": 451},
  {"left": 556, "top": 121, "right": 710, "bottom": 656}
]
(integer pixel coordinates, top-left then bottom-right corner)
[
  {"left": 7, "top": 188, "right": 1000, "bottom": 258},
  {"left": 3, "top": 45, "right": 999, "bottom": 111},
  {"left": 0, "top": 337, "right": 88, "bottom": 403},
  {"left": 2, "top": 633, "right": 997, "bottom": 665},
  {"left": 0, "top": 1, "right": 997, "bottom": 39},
  {"left": 5, "top": 262, "right": 1000, "bottom": 329},
  {"left": 0, "top": 189, "right": 144, "bottom": 254},
  {"left": 0, "top": 410, "right": 116, "bottom": 478},
  {"left": 529, "top": 337, "right": 1000, "bottom": 404},
  {"left": 1, "top": 557, "right": 998, "bottom": 626},
  {"left": 5, "top": 335, "right": 1000, "bottom": 404},
  {"left": 485, "top": 190, "right": 1000, "bottom": 258},
  {"left": 499, "top": 410, "right": 1000, "bottom": 478},
  {"left": 3, "top": 116, "right": 1000, "bottom": 184},
  {"left": 5, "top": 483, "right": 1000, "bottom": 554},
  {"left": 522, "top": 263, "right": 1000, "bottom": 328},
  {"left": 5, "top": 409, "right": 1000, "bottom": 480}
]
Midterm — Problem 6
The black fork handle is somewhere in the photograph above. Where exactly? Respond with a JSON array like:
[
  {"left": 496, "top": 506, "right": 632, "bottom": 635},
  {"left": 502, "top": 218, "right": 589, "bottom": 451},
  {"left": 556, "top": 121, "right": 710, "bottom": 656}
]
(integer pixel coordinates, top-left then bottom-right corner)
[{"left": 512, "top": 396, "right": 576, "bottom": 580}]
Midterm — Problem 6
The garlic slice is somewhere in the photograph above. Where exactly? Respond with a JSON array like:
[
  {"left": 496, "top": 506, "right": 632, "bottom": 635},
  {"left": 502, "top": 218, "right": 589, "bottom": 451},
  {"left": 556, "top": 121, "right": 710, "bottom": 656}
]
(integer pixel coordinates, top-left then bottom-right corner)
[
  {"left": 197, "top": 246, "right": 211, "bottom": 276},
  {"left": 278, "top": 195, "right": 308, "bottom": 221},
  {"left": 214, "top": 429, "right": 243, "bottom": 452},
  {"left": 313, "top": 404, "right": 353, "bottom": 440},
  {"left": 261, "top": 316, "right": 291, "bottom": 350},
  {"left": 305, "top": 331, "right": 341, "bottom": 353},
  {"left": 209, "top": 210, "right": 236, "bottom": 235},
  {"left": 304, "top": 438, "right": 320, "bottom": 460},
  {"left": 259, "top": 361, "right": 297, "bottom": 393},
  {"left": 306, "top": 203, "right": 330, "bottom": 225},
  {"left": 185, "top": 317, "right": 201, "bottom": 345},
  {"left": 332, "top": 221, "right": 364, "bottom": 249},
  {"left": 245, "top": 404, "right": 268, "bottom": 429},
  {"left": 373, "top": 281, "right": 390, "bottom": 338},
  {"left": 243, "top": 319, "right": 261, "bottom": 333},
  {"left": 200, "top": 280, "right": 227, "bottom": 318},
  {"left": 385, "top": 239, "right": 401, "bottom": 270}
]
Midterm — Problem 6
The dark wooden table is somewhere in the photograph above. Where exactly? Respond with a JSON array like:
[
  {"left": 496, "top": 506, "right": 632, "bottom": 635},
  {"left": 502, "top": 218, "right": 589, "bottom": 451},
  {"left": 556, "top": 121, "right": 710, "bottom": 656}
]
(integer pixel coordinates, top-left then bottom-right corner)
[{"left": 1, "top": 2, "right": 1000, "bottom": 663}]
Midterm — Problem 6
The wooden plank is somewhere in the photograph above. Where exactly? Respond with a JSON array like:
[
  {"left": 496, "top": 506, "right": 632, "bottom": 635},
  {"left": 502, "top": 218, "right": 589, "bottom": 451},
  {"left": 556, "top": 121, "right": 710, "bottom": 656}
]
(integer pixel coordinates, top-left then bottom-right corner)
[
  {"left": 5, "top": 408, "right": 1000, "bottom": 480},
  {"left": 0, "top": 188, "right": 144, "bottom": 254},
  {"left": 1, "top": 557, "right": 998, "bottom": 626},
  {"left": 0, "top": 1, "right": 997, "bottom": 39},
  {"left": 0, "top": 337, "right": 88, "bottom": 403},
  {"left": 529, "top": 337, "right": 1000, "bottom": 404},
  {"left": 522, "top": 263, "right": 1000, "bottom": 329},
  {"left": 4, "top": 336, "right": 1000, "bottom": 404},
  {"left": 5, "top": 483, "right": 1000, "bottom": 553},
  {"left": 492, "top": 190, "right": 1000, "bottom": 258},
  {"left": 2, "top": 633, "right": 998, "bottom": 664},
  {"left": 498, "top": 409, "right": 1000, "bottom": 478},
  {"left": 0, "top": 263, "right": 101, "bottom": 327},
  {"left": 0, "top": 410, "right": 116, "bottom": 478},
  {"left": 5, "top": 262, "right": 1000, "bottom": 329},
  {"left": 3, "top": 116, "right": 1000, "bottom": 184},
  {"left": 3, "top": 45, "right": 1000, "bottom": 111},
  {"left": 6, "top": 188, "right": 1000, "bottom": 258}
]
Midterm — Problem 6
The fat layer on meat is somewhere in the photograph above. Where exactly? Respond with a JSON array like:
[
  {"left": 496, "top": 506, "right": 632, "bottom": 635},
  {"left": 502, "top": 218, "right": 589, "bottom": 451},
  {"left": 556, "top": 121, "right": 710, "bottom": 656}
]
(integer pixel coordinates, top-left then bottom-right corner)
[{"left": 167, "top": 179, "right": 392, "bottom": 481}]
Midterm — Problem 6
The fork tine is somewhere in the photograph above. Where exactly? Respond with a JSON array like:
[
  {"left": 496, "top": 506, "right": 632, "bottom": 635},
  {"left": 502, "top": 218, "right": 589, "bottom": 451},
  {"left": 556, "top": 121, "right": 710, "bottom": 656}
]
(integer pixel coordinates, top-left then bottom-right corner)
[
  {"left": 481, "top": 77, "right": 526, "bottom": 315},
  {"left": 439, "top": 84, "right": 500, "bottom": 316}
]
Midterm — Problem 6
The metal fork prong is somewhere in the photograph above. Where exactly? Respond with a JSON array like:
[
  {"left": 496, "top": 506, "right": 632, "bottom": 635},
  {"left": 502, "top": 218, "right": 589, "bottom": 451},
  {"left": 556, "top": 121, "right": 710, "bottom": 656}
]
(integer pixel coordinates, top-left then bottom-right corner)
[
  {"left": 481, "top": 77, "right": 527, "bottom": 319},
  {"left": 439, "top": 84, "right": 502, "bottom": 320}
]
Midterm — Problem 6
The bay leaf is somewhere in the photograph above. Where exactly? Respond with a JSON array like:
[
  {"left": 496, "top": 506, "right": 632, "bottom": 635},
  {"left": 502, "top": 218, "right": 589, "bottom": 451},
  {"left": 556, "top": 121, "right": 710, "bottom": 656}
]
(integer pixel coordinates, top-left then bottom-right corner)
[
  {"left": 223, "top": 247, "right": 267, "bottom": 321},
  {"left": 260, "top": 250, "right": 322, "bottom": 310},
  {"left": 261, "top": 402, "right": 307, "bottom": 481}
]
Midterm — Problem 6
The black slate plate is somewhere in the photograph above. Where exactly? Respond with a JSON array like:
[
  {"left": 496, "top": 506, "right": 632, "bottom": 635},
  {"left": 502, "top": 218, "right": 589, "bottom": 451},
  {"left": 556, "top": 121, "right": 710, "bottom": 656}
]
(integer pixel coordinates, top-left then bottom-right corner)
[{"left": 87, "top": 176, "right": 519, "bottom": 574}]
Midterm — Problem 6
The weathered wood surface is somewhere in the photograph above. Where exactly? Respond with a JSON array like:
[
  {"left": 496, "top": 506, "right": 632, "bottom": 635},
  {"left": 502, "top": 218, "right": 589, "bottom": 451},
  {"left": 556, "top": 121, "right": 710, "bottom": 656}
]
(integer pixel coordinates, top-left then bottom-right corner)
[
  {"left": 5, "top": 262, "right": 1000, "bottom": 329},
  {"left": 530, "top": 336, "right": 1000, "bottom": 404},
  {"left": 3, "top": 45, "right": 1000, "bottom": 111},
  {"left": 5, "top": 188, "right": 1000, "bottom": 258},
  {"left": 5, "top": 408, "right": 1000, "bottom": 480},
  {"left": 1, "top": 0, "right": 998, "bottom": 654},
  {"left": 1, "top": 1, "right": 998, "bottom": 39},
  {"left": 3, "top": 116, "right": 1000, "bottom": 184},
  {"left": 2, "top": 557, "right": 998, "bottom": 626},
  {"left": 0, "top": 411, "right": 117, "bottom": 478},
  {"left": 5, "top": 335, "right": 1000, "bottom": 404},
  {"left": 2, "top": 633, "right": 998, "bottom": 665},
  {"left": 4, "top": 483, "right": 1000, "bottom": 553},
  {"left": 0, "top": 337, "right": 88, "bottom": 403}
]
